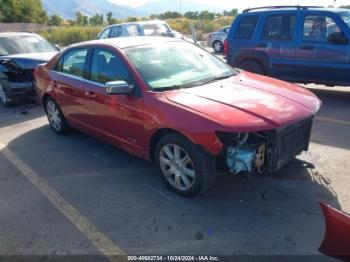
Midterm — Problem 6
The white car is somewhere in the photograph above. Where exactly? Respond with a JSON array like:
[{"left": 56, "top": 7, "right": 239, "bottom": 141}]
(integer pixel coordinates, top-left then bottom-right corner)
[{"left": 98, "top": 20, "right": 196, "bottom": 44}]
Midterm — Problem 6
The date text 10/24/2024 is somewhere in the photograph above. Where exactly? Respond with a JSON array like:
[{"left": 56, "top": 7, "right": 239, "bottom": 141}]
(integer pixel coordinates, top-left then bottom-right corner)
[{"left": 128, "top": 256, "right": 220, "bottom": 261}]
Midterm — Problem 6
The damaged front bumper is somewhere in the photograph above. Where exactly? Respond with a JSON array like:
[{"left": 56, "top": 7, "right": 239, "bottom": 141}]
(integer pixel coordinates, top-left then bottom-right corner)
[
  {"left": 8, "top": 81, "right": 35, "bottom": 95},
  {"left": 3, "top": 80, "right": 37, "bottom": 103},
  {"left": 217, "top": 117, "right": 314, "bottom": 174}
]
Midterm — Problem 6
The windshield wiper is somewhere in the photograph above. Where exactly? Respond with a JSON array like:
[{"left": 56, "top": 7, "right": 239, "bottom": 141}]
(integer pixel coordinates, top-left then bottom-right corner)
[
  {"left": 154, "top": 83, "right": 200, "bottom": 91},
  {"left": 154, "top": 84, "right": 186, "bottom": 91},
  {"left": 192, "top": 73, "right": 235, "bottom": 86},
  {"left": 154, "top": 73, "right": 235, "bottom": 91}
]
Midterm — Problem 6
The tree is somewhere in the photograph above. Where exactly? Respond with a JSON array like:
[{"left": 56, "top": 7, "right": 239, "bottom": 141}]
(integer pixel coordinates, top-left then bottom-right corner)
[
  {"left": 340, "top": 5, "right": 350, "bottom": 9},
  {"left": 160, "top": 11, "right": 182, "bottom": 19},
  {"left": 106, "top": 12, "right": 119, "bottom": 25},
  {"left": 223, "top": 9, "right": 238, "bottom": 17},
  {"left": 0, "top": 0, "right": 47, "bottom": 23},
  {"left": 198, "top": 10, "right": 215, "bottom": 20},
  {"left": 229, "top": 9, "right": 238, "bottom": 17},
  {"left": 76, "top": 12, "right": 84, "bottom": 26},
  {"left": 83, "top": 16, "right": 89, "bottom": 26},
  {"left": 89, "top": 14, "right": 104, "bottom": 26},
  {"left": 184, "top": 11, "right": 199, "bottom": 20},
  {"left": 126, "top": 17, "right": 138, "bottom": 22},
  {"left": 47, "top": 14, "right": 62, "bottom": 26}
]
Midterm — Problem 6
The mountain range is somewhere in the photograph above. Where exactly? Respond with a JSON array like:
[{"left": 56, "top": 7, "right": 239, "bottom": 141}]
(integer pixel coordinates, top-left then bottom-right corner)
[{"left": 42, "top": 0, "right": 229, "bottom": 19}]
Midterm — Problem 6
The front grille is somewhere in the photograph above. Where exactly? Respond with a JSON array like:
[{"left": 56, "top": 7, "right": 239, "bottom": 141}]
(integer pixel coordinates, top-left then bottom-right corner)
[{"left": 268, "top": 117, "right": 313, "bottom": 171}]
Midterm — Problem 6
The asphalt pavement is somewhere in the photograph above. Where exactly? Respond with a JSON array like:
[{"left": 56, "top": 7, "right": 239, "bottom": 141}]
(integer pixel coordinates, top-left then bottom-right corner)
[{"left": 0, "top": 83, "right": 349, "bottom": 260}]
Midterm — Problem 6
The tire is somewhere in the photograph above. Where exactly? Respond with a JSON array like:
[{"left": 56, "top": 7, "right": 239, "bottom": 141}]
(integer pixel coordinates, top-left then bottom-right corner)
[
  {"left": 155, "top": 133, "right": 216, "bottom": 197},
  {"left": 0, "top": 82, "right": 14, "bottom": 107},
  {"left": 213, "top": 40, "right": 223, "bottom": 53},
  {"left": 238, "top": 60, "right": 264, "bottom": 75},
  {"left": 45, "top": 97, "right": 70, "bottom": 135}
]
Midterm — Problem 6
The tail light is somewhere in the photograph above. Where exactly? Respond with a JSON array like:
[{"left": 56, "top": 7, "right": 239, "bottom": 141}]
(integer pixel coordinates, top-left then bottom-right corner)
[
  {"left": 223, "top": 39, "right": 229, "bottom": 56},
  {"left": 208, "top": 34, "right": 212, "bottom": 39}
]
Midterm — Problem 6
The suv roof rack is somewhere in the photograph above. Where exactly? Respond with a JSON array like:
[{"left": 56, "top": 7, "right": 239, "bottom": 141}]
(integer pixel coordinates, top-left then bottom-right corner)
[{"left": 243, "top": 6, "right": 324, "bottom": 13}]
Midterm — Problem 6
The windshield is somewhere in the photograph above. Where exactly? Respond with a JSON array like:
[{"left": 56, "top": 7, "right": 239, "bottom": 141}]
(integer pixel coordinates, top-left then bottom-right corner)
[
  {"left": 125, "top": 42, "right": 235, "bottom": 90},
  {"left": 0, "top": 35, "right": 55, "bottom": 56},
  {"left": 340, "top": 11, "right": 350, "bottom": 28}
]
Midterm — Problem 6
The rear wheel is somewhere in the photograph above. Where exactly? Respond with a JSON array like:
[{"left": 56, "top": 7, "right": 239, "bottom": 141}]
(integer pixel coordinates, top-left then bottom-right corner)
[
  {"left": 213, "top": 40, "right": 223, "bottom": 53},
  {"left": 45, "top": 97, "right": 70, "bottom": 134},
  {"left": 238, "top": 60, "right": 264, "bottom": 75},
  {"left": 155, "top": 133, "right": 216, "bottom": 197}
]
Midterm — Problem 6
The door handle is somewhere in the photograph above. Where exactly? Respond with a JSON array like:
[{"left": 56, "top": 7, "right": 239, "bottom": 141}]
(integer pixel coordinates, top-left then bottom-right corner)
[
  {"left": 256, "top": 43, "right": 268, "bottom": 48},
  {"left": 299, "top": 45, "right": 315, "bottom": 50},
  {"left": 51, "top": 80, "right": 58, "bottom": 87},
  {"left": 85, "top": 91, "right": 96, "bottom": 99}
]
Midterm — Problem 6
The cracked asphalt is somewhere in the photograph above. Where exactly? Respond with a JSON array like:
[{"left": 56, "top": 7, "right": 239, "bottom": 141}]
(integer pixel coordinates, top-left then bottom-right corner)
[{"left": 0, "top": 84, "right": 349, "bottom": 260}]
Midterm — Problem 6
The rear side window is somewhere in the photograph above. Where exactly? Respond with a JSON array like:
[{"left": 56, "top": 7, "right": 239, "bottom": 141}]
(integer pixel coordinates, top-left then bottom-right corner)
[
  {"left": 125, "top": 24, "right": 141, "bottom": 36},
  {"left": 302, "top": 15, "right": 341, "bottom": 42},
  {"left": 61, "top": 49, "right": 88, "bottom": 78},
  {"left": 262, "top": 14, "right": 296, "bottom": 41},
  {"left": 110, "top": 26, "right": 123, "bottom": 38},
  {"left": 234, "top": 16, "right": 259, "bottom": 39},
  {"left": 143, "top": 23, "right": 169, "bottom": 36}
]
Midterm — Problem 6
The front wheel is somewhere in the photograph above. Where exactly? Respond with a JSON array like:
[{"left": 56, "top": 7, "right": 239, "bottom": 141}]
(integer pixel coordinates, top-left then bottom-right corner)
[
  {"left": 0, "top": 82, "right": 13, "bottom": 107},
  {"left": 155, "top": 133, "right": 216, "bottom": 197},
  {"left": 45, "top": 97, "right": 70, "bottom": 134}
]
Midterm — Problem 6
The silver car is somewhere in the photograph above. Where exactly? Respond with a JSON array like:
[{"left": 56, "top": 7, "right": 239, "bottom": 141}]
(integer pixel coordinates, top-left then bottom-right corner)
[{"left": 207, "top": 26, "right": 230, "bottom": 53}]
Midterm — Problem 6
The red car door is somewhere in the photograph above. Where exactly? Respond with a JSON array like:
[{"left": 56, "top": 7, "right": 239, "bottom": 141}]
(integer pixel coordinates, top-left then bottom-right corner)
[
  {"left": 82, "top": 47, "right": 145, "bottom": 156},
  {"left": 50, "top": 48, "right": 89, "bottom": 125}
]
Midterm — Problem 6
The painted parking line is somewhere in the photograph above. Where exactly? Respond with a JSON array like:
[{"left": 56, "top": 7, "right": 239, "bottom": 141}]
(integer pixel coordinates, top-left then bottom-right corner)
[
  {"left": 0, "top": 141, "right": 125, "bottom": 260},
  {"left": 316, "top": 116, "right": 350, "bottom": 126}
]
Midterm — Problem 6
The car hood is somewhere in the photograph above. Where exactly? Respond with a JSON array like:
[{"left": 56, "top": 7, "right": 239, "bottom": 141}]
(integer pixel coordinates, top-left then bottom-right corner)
[
  {"left": 164, "top": 71, "right": 321, "bottom": 131},
  {"left": 0, "top": 52, "right": 57, "bottom": 69}
]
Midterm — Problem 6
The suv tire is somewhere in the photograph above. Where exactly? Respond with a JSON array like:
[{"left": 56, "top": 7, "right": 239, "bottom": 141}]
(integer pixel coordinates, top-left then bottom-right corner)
[
  {"left": 155, "top": 133, "right": 216, "bottom": 197},
  {"left": 213, "top": 40, "right": 223, "bottom": 53},
  {"left": 238, "top": 60, "right": 264, "bottom": 75}
]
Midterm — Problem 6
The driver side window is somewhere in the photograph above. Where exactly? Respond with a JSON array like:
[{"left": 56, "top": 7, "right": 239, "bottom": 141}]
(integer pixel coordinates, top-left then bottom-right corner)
[{"left": 90, "top": 48, "right": 130, "bottom": 84}]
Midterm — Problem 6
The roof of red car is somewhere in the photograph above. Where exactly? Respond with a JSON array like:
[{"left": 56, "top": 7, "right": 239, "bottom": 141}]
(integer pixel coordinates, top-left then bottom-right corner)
[{"left": 69, "top": 36, "right": 183, "bottom": 50}]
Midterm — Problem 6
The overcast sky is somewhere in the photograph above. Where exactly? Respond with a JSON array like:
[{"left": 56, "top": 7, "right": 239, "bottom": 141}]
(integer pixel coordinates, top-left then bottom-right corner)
[{"left": 109, "top": 0, "right": 348, "bottom": 10}]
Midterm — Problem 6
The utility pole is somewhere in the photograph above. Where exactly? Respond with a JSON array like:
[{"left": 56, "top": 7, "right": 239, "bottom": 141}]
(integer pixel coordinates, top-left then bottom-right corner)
[{"left": 180, "top": 0, "right": 182, "bottom": 14}]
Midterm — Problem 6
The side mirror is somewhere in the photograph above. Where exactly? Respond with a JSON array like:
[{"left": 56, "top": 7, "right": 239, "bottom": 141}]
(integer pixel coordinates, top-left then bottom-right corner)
[
  {"left": 328, "top": 32, "right": 348, "bottom": 45},
  {"left": 105, "top": 80, "right": 133, "bottom": 95},
  {"left": 54, "top": 44, "right": 61, "bottom": 51}
]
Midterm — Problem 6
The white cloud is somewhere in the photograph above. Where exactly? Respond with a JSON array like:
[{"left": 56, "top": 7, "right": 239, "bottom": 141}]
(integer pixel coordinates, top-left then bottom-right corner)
[
  {"left": 108, "top": 0, "right": 349, "bottom": 10},
  {"left": 108, "top": 0, "right": 152, "bottom": 7}
]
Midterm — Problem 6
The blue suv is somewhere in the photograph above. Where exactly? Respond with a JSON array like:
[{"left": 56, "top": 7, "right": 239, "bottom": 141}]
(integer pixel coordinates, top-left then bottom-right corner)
[{"left": 225, "top": 6, "right": 350, "bottom": 86}]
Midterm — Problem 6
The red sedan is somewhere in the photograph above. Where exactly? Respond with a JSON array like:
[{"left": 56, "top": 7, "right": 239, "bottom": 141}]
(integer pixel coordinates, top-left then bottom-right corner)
[{"left": 35, "top": 37, "right": 321, "bottom": 196}]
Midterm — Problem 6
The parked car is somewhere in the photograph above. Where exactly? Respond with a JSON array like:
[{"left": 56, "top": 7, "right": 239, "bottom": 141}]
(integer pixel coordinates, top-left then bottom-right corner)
[
  {"left": 224, "top": 6, "right": 350, "bottom": 86},
  {"left": 0, "top": 32, "right": 58, "bottom": 106},
  {"left": 207, "top": 26, "right": 230, "bottom": 53},
  {"left": 98, "top": 20, "right": 195, "bottom": 43},
  {"left": 35, "top": 37, "right": 321, "bottom": 197}
]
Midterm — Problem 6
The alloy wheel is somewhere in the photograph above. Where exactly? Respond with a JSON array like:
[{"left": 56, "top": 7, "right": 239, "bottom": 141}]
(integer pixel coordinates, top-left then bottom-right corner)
[
  {"left": 46, "top": 100, "right": 62, "bottom": 131},
  {"left": 213, "top": 41, "right": 223, "bottom": 52},
  {"left": 159, "top": 144, "right": 196, "bottom": 191}
]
